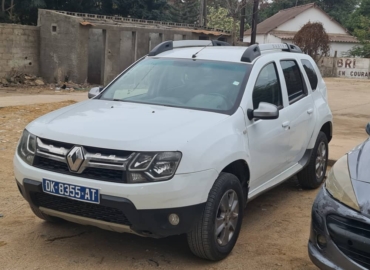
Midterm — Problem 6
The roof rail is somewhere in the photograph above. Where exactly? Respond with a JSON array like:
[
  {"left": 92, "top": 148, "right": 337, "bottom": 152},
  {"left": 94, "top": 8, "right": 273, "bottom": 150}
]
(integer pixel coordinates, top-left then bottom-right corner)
[
  {"left": 148, "top": 40, "right": 231, "bottom": 56},
  {"left": 241, "top": 43, "right": 302, "bottom": 63}
]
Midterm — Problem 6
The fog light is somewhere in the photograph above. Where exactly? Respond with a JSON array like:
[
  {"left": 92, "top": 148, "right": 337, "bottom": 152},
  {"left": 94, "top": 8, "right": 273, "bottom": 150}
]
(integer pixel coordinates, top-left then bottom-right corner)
[
  {"left": 317, "top": 234, "right": 327, "bottom": 248},
  {"left": 168, "top": 214, "right": 180, "bottom": 226}
]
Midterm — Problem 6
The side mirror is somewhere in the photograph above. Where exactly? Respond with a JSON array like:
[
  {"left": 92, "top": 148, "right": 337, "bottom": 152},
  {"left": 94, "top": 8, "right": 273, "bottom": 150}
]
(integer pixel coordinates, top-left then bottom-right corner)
[
  {"left": 88, "top": 86, "right": 104, "bottom": 99},
  {"left": 247, "top": 102, "right": 279, "bottom": 120},
  {"left": 366, "top": 122, "right": 370, "bottom": 136}
]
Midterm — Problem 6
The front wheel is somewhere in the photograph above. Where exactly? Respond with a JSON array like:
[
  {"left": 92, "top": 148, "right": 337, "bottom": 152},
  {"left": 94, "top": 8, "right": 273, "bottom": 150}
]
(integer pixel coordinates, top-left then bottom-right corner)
[
  {"left": 187, "top": 173, "right": 244, "bottom": 261},
  {"left": 297, "top": 131, "right": 329, "bottom": 189}
]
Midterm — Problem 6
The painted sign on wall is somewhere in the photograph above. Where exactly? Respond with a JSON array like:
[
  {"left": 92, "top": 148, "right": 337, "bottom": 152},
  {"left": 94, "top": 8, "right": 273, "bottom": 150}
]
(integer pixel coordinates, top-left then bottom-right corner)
[{"left": 336, "top": 58, "right": 370, "bottom": 79}]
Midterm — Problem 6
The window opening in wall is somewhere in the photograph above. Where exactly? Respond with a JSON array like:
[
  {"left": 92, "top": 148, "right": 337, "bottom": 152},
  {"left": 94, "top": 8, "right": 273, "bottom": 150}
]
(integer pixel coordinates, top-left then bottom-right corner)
[{"left": 52, "top": 25, "right": 57, "bottom": 33}]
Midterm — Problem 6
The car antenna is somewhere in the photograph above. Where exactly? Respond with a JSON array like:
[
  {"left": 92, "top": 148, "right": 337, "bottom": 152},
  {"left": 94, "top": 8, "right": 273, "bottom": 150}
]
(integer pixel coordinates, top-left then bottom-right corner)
[{"left": 192, "top": 41, "right": 213, "bottom": 59}]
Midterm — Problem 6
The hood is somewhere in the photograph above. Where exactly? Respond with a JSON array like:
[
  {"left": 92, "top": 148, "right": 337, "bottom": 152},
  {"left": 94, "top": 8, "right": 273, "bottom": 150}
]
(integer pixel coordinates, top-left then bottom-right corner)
[
  {"left": 27, "top": 100, "right": 228, "bottom": 152},
  {"left": 348, "top": 138, "right": 370, "bottom": 183},
  {"left": 348, "top": 138, "right": 370, "bottom": 218}
]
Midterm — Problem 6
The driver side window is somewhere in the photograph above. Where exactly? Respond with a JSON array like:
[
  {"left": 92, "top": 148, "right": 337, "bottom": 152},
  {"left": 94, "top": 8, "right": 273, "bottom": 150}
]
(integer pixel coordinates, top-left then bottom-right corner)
[{"left": 252, "top": 63, "right": 283, "bottom": 109}]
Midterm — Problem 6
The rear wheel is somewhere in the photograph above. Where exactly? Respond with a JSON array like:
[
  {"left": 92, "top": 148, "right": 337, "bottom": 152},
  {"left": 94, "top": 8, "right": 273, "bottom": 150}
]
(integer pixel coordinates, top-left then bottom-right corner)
[
  {"left": 30, "top": 204, "right": 63, "bottom": 223},
  {"left": 297, "top": 131, "right": 328, "bottom": 189},
  {"left": 187, "top": 173, "right": 243, "bottom": 261}
]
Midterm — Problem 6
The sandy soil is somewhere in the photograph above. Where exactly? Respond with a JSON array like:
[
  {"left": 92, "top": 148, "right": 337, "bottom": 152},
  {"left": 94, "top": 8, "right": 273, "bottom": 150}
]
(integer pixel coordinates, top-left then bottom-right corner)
[
  {"left": 0, "top": 78, "right": 369, "bottom": 270},
  {"left": 0, "top": 87, "right": 87, "bottom": 107}
]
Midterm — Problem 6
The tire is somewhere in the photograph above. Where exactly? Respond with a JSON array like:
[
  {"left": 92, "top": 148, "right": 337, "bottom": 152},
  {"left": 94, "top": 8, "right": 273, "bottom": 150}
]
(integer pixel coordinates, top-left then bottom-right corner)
[
  {"left": 30, "top": 204, "right": 63, "bottom": 223},
  {"left": 297, "top": 131, "right": 329, "bottom": 189},
  {"left": 187, "top": 173, "right": 244, "bottom": 261}
]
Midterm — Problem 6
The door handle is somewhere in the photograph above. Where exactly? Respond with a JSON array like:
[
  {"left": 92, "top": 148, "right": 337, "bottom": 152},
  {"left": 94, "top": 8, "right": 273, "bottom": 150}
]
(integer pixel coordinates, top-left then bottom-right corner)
[
  {"left": 282, "top": 121, "right": 290, "bottom": 129},
  {"left": 307, "top": 108, "right": 314, "bottom": 115}
]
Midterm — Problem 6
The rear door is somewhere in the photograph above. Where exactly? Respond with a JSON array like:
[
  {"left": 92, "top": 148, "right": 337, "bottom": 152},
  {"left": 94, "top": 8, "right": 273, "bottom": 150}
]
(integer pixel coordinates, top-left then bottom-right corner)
[{"left": 278, "top": 59, "right": 316, "bottom": 164}]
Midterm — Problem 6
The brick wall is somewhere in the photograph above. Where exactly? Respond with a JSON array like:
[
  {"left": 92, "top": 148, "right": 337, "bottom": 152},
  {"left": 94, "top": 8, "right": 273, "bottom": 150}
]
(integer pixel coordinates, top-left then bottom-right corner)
[{"left": 0, "top": 24, "right": 39, "bottom": 79}]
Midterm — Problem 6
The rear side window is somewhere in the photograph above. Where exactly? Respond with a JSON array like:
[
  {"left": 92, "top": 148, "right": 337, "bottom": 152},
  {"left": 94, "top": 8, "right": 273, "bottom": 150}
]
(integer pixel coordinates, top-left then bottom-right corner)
[
  {"left": 301, "top": 59, "right": 318, "bottom": 91},
  {"left": 280, "top": 60, "right": 306, "bottom": 102},
  {"left": 252, "top": 63, "right": 283, "bottom": 109}
]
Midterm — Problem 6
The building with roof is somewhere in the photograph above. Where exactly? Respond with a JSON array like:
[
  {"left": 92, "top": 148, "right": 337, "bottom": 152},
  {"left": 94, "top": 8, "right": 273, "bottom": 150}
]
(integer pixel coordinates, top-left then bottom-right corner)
[{"left": 244, "top": 3, "right": 359, "bottom": 57}]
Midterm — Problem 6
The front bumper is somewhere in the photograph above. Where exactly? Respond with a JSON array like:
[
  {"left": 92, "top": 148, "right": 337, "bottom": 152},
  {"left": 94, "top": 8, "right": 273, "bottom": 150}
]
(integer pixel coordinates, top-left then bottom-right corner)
[
  {"left": 14, "top": 154, "right": 215, "bottom": 238},
  {"left": 17, "top": 179, "right": 205, "bottom": 238},
  {"left": 309, "top": 187, "right": 370, "bottom": 270}
]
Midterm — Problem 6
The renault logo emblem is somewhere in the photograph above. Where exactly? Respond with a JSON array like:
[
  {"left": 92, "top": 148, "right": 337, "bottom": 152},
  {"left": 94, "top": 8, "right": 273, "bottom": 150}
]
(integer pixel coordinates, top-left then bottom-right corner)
[{"left": 67, "top": 146, "right": 85, "bottom": 172}]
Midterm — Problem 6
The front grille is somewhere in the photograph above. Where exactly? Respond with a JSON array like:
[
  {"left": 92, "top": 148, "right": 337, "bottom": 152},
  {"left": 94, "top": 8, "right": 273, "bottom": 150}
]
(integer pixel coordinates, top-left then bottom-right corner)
[
  {"left": 34, "top": 156, "right": 127, "bottom": 183},
  {"left": 33, "top": 192, "right": 131, "bottom": 226},
  {"left": 327, "top": 215, "right": 370, "bottom": 268}
]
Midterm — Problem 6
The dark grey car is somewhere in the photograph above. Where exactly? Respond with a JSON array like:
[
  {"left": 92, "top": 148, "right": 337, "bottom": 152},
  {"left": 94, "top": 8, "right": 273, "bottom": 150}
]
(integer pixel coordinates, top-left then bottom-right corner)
[{"left": 309, "top": 123, "right": 370, "bottom": 269}]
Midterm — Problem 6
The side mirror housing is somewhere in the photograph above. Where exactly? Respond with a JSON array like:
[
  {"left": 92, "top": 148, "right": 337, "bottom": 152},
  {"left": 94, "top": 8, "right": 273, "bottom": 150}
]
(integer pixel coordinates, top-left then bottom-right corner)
[
  {"left": 366, "top": 122, "right": 370, "bottom": 136},
  {"left": 88, "top": 86, "right": 104, "bottom": 99},
  {"left": 247, "top": 102, "right": 279, "bottom": 120}
]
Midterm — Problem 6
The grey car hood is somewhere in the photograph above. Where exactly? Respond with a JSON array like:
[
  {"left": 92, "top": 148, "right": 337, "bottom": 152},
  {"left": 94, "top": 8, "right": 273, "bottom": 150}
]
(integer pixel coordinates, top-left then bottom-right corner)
[{"left": 348, "top": 138, "right": 370, "bottom": 218}]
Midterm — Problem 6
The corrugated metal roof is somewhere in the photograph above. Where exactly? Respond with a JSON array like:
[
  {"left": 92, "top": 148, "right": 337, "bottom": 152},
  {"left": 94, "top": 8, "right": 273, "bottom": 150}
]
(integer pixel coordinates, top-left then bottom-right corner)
[
  {"left": 245, "top": 3, "right": 315, "bottom": 35},
  {"left": 271, "top": 31, "right": 359, "bottom": 43}
]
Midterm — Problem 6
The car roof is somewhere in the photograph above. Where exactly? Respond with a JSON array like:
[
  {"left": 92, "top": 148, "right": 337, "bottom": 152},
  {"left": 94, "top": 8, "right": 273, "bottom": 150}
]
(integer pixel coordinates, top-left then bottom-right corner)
[
  {"left": 149, "top": 46, "right": 252, "bottom": 64},
  {"left": 148, "top": 45, "right": 306, "bottom": 64}
]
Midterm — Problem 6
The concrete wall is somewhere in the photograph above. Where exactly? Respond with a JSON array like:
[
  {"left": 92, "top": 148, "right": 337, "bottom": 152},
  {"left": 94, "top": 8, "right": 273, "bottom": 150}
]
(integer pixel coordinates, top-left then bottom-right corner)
[
  {"left": 0, "top": 24, "right": 39, "bottom": 79},
  {"left": 278, "top": 7, "right": 347, "bottom": 34},
  {"left": 100, "top": 26, "right": 196, "bottom": 84},
  {"left": 38, "top": 9, "right": 89, "bottom": 83},
  {"left": 38, "top": 10, "right": 231, "bottom": 85},
  {"left": 319, "top": 57, "right": 370, "bottom": 79}
]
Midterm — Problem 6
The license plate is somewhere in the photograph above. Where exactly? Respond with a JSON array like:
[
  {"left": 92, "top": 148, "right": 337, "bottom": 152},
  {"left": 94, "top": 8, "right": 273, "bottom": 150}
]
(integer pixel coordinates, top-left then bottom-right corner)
[{"left": 42, "top": 179, "right": 100, "bottom": 204}]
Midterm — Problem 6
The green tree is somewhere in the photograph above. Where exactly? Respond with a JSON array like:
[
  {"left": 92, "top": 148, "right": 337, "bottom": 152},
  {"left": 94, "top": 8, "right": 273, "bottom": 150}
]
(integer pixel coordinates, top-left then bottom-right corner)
[
  {"left": 169, "top": 0, "right": 199, "bottom": 24},
  {"left": 208, "top": 6, "right": 236, "bottom": 32},
  {"left": 1, "top": 0, "right": 170, "bottom": 25},
  {"left": 346, "top": 0, "right": 370, "bottom": 58}
]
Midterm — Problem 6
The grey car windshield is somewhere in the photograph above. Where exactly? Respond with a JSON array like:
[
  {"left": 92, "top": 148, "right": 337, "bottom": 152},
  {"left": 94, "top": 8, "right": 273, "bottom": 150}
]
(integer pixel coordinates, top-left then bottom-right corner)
[{"left": 100, "top": 58, "right": 251, "bottom": 113}]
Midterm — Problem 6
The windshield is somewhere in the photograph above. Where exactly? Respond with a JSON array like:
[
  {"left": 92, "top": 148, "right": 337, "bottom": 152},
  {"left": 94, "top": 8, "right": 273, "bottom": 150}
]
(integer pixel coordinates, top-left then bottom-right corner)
[{"left": 100, "top": 58, "right": 251, "bottom": 114}]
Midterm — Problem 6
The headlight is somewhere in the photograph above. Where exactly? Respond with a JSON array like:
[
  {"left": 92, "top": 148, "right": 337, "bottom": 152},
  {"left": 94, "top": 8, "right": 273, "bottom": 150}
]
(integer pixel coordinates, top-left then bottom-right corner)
[
  {"left": 127, "top": 152, "right": 182, "bottom": 183},
  {"left": 17, "top": 129, "right": 36, "bottom": 165},
  {"left": 325, "top": 155, "right": 360, "bottom": 211}
]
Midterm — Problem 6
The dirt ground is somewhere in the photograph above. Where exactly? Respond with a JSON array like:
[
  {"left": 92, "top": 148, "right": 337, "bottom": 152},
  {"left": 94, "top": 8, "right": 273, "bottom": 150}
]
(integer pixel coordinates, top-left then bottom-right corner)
[
  {"left": 0, "top": 78, "right": 369, "bottom": 270},
  {"left": 0, "top": 87, "right": 87, "bottom": 107}
]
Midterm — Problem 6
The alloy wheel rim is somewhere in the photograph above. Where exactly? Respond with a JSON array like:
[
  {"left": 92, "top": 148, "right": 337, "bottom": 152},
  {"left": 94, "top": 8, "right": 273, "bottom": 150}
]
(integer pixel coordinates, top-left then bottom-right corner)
[
  {"left": 316, "top": 142, "right": 327, "bottom": 179},
  {"left": 215, "top": 190, "right": 239, "bottom": 246}
]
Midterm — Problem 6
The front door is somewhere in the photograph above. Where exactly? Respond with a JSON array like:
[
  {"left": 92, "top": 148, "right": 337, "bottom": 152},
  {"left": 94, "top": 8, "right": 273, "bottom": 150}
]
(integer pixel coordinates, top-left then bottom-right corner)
[{"left": 246, "top": 62, "right": 291, "bottom": 193}]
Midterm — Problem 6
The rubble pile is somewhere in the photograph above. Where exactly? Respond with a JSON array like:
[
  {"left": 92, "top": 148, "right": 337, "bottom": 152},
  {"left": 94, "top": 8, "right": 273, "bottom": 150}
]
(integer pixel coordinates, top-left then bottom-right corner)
[
  {"left": 0, "top": 72, "right": 91, "bottom": 92},
  {"left": 0, "top": 73, "right": 45, "bottom": 87}
]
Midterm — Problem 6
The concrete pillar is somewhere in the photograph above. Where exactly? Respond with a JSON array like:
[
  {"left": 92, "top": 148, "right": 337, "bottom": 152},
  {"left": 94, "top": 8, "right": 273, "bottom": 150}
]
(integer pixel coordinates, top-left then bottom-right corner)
[
  {"left": 149, "top": 33, "right": 162, "bottom": 50},
  {"left": 136, "top": 31, "right": 150, "bottom": 60},
  {"left": 120, "top": 31, "right": 135, "bottom": 72},
  {"left": 77, "top": 25, "right": 90, "bottom": 83},
  {"left": 88, "top": 29, "right": 104, "bottom": 84},
  {"left": 103, "top": 29, "right": 121, "bottom": 85}
]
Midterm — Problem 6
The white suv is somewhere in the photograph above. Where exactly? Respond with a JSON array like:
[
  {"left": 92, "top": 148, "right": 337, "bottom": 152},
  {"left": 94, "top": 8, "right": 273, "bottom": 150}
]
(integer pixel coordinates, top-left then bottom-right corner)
[{"left": 14, "top": 41, "right": 332, "bottom": 261}]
